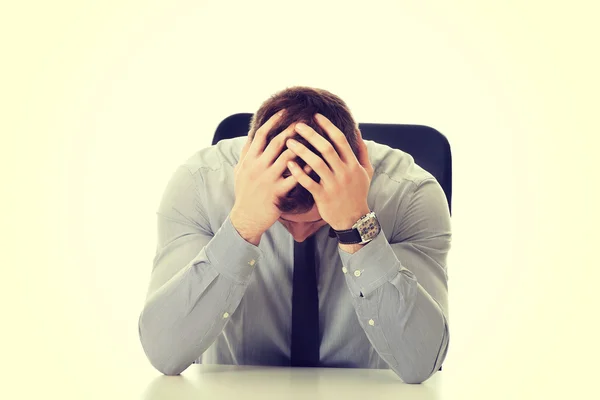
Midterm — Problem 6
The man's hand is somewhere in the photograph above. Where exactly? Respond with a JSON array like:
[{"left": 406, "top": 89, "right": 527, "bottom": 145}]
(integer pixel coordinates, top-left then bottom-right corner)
[
  {"left": 230, "top": 110, "right": 299, "bottom": 245},
  {"left": 285, "top": 113, "right": 374, "bottom": 231}
]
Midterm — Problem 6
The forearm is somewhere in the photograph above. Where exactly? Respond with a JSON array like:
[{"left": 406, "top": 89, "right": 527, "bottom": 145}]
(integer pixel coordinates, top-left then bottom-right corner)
[
  {"left": 339, "top": 232, "right": 449, "bottom": 384},
  {"left": 354, "top": 276, "right": 449, "bottom": 384},
  {"left": 138, "top": 215, "right": 261, "bottom": 375},
  {"left": 139, "top": 272, "right": 246, "bottom": 375},
  {"left": 338, "top": 242, "right": 365, "bottom": 254}
]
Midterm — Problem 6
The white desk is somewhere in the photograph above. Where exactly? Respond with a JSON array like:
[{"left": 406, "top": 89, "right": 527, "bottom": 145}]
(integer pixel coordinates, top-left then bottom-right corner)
[{"left": 141, "top": 364, "right": 441, "bottom": 399}]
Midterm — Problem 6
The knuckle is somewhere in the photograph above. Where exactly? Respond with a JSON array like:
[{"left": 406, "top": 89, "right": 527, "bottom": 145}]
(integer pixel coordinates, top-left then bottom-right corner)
[
  {"left": 257, "top": 123, "right": 275, "bottom": 138},
  {"left": 255, "top": 126, "right": 267, "bottom": 137},
  {"left": 275, "top": 135, "right": 288, "bottom": 149},
  {"left": 323, "top": 145, "right": 335, "bottom": 157},
  {"left": 339, "top": 171, "right": 351, "bottom": 184},
  {"left": 246, "top": 163, "right": 261, "bottom": 176},
  {"left": 316, "top": 159, "right": 328, "bottom": 170},
  {"left": 280, "top": 149, "right": 294, "bottom": 161}
]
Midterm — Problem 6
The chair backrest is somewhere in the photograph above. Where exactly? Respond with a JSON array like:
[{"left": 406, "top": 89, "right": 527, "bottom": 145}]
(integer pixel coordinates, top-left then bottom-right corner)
[{"left": 213, "top": 113, "right": 452, "bottom": 214}]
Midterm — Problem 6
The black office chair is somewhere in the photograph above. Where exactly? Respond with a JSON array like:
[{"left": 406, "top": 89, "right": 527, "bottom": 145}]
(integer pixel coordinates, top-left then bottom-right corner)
[{"left": 212, "top": 113, "right": 452, "bottom": 214}]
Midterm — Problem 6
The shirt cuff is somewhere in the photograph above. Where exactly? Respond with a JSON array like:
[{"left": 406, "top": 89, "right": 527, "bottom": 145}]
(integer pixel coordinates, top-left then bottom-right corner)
[
  {"left": 204, "top": 214, "right": 263, "bottom": 283},
  {"left": 338, "top": 230, "right": 400, "bottom": 298}
]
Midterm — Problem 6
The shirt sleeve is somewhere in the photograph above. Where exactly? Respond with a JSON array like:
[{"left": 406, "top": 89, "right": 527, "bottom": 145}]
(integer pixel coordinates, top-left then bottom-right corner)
[
  {"left": 138, "top": 165, "right": 262, "bottom": 375},
  {"left": 338, "top": 178, "right": 451, "bottom": 384}
]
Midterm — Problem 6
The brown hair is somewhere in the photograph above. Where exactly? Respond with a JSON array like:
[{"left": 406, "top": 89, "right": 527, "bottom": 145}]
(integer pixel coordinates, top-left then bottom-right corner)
[{"left": 249, "top": 86, "right": 360, "bottom": 214}]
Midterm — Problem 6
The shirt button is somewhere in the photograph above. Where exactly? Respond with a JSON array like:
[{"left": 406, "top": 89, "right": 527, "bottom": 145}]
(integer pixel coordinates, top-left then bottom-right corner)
[
  {"left": 368, "top": 319, "right": 375, "bottom": 326},
  {"left": 354, "top": 270, "right": 361, "bottom": 277},
  {"left": 342, "top": 267, "right": 348, "bottom": 274},
  {"left": 223, "top": 312, "right": 230, "bottom": 319},
  {"left": 249, "top": 259, "right": 256, "bottom": 266}
]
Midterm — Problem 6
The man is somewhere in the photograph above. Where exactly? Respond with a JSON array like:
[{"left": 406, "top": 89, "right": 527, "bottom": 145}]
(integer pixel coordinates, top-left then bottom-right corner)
[{"left": 138, "top": 86, "right": 451, "bottom": 384}]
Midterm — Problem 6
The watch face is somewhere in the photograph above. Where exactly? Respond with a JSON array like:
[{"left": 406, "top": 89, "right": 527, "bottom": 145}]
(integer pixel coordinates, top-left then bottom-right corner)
[{"left": 357, "top": 213, "right": 380, "bottom": 242}]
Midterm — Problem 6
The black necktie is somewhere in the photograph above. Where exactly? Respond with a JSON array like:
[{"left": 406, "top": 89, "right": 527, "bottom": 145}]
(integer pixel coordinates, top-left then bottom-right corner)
[{"left": 290, "top": 234, "right": 320, "bottom": 367}]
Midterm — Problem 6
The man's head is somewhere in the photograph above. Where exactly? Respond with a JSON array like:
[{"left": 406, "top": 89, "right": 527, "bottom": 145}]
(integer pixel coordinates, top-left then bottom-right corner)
[{"left": 248, "top": 86, "right": 360, "bottom": 241}]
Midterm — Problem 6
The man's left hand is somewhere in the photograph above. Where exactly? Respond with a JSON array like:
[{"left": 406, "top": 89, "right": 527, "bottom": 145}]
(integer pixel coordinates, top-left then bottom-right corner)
[{"left": 285, "top": 113, "right": 374, "bottom": 231}]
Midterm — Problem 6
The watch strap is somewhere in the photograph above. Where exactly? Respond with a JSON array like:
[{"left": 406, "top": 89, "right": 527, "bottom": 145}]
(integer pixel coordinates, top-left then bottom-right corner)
[{"left": 328, "top": 226, "right": 362, "bottom": 244}]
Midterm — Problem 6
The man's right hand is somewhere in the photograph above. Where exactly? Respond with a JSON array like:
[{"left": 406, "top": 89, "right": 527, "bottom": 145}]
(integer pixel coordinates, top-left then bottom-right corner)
[{"left": 230, "top": 110, "right": 299, "bottom": 245}]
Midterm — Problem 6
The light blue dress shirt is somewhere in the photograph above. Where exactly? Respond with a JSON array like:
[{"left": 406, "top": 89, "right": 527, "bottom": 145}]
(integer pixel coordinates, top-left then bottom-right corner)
[{"left": 138, "top": 137, "right": 451, "bottom": 384}]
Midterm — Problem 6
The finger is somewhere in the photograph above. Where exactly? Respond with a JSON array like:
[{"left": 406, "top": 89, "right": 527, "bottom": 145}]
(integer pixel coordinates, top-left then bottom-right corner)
[
  {"left": 247, "top": 109, "right": 286, "bottom": 158},
  {"left": 261, "top": 123, "right": 297, "bottom": 165},
  {"left": 313, "top": 113, "right": 355, "bottom": 164},
  {"left": 293, "top": 122, "right": 346, "bottom": 173},
  {"left": 287, "top": 160, "right": 323, "bottom": 197},
  {"left": 274, "top": 174, "right": 298, "bottom": 196},
  {"left": 355, "top": 128, "right": 370, "bottom": 168},
  {"left": 270, "top": 148, "right": 298, "bottom": 177},
  {"left": 238, "top": 135, "right": 252, "bottom": 165},
  {"left": 286, "top": 138, "right": 335, "bottom": 184}
]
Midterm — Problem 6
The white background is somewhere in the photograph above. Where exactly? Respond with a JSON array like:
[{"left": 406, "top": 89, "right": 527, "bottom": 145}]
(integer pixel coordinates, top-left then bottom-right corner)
[{"left": 2, "top": 1, "right": 599, "bottom": 398}]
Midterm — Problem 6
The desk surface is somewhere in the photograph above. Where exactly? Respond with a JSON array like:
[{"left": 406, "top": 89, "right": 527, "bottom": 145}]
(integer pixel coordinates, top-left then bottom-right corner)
[{"left": 141, "top": 364, "right": 441, "bottom": 400}]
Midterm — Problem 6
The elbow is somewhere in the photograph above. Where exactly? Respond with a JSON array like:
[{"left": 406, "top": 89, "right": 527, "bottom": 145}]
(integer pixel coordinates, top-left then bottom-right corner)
[
  {"left": 146, "top": 348, "right": 188, "bottom": 376},
  {"left": 146, "top": 354, "right": 187, "bottom": 376},
  {"left": 400, "top": 372, "right": 432, "bottom": 385},
  {"left": 156, "top": 364, "right": 187, "bottom": 377},
  {"left": 397, "top": 328, "right": 449, "bottom": 384},
  {"left": 138, "top": 310, "right": 190, "bottom": 376},
  {"left": 396, "top": 363, "right": 440, "bottom": 384}
]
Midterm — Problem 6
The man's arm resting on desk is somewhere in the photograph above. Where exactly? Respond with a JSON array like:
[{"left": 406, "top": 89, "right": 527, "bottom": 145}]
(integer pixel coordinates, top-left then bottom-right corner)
[
  {"left": 138, "top": 166, "right": 262, "bottom": 376},
  {"left": 338, "top": 179, "right": 451, "bottom": 384}
]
